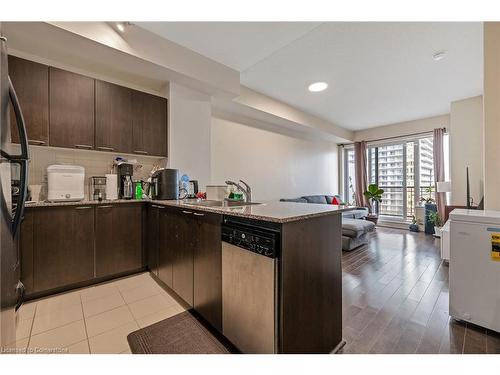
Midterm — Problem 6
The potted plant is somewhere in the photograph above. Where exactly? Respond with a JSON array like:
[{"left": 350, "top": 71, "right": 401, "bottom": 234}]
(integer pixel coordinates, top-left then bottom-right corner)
[
  {"left": 428, "top": 211, "right": 443, "bottom": 237},
  {"left": 363, "top": 183, "right": 384, "bottom": 224},
  {"left": 409, "top": 215, "right": 420, "bottom": 232},
  {"left": 419, "top": 186, "right": 435, "bottom": 205}
]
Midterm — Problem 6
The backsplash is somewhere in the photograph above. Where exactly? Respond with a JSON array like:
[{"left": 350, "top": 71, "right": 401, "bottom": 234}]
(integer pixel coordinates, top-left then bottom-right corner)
[{"left": 24, "top": 145, "right": 166, "bottom": 200}]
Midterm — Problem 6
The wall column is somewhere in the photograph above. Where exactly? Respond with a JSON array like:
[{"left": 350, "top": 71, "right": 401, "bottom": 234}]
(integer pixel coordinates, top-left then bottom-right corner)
[{"left": 483, "top": 23, "right": 500, "bottom": 210}]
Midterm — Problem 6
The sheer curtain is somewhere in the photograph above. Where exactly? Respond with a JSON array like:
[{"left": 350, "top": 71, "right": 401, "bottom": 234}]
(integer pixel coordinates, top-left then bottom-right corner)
[
  {"left": 354, "top": 141, "right": 369, "bottom": 208},
  {"left": 433, "top": 128, "right": 446, "bottom": 220}
]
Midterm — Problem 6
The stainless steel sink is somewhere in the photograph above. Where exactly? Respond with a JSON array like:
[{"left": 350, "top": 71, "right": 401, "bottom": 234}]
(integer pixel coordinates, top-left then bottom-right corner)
[{"left": 183, "top": 199, "right": 262, "bottom": 208}]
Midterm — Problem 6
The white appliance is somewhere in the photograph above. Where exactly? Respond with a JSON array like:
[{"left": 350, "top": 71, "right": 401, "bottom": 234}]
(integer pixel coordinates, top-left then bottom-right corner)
[
  {"left": 440, "top": 220, "right": 450, "bottom": 261},
  {"left": 105, "top": 174, "right": 118, "bottom": 200},
  {"left": 449, "top": 209, "right": 500, "bottom": 333},
  {"left": 47, "top": 165, "right": 85, "bottom": 202}
]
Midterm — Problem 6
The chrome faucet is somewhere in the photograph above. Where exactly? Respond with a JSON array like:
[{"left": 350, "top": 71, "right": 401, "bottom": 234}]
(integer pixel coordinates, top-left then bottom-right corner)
[{"left": 225, "top": 179, "right": 252, "bottom": 202}]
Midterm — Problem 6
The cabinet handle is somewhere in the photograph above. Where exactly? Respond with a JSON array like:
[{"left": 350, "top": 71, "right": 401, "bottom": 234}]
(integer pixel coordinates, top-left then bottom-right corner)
[
  {"left": 182, "top": 210, "right": 193, "bottom": 214},
  {"left": 151, "top": 205, "right": 165, "bottom": 209},
  {"left": 75, "top": 206, "right": 92, "bottom": 210},
  {"left": 134, "top": 150, "right": 148, "bottom": 155},
  {"left": 193, "top": 212, "right": 205, "bottom": 216},
  {"left": 75, "top": 144, "right": 93, "bottom": 149},
  {"left": 28, "top": 139, "right": 46, "bottom": 145},
  {"left": 97, "top": 205, "right": 113, "bottom": 209},
  {"left": 97, "top": 146, "right": 115, "bottom": 151}
]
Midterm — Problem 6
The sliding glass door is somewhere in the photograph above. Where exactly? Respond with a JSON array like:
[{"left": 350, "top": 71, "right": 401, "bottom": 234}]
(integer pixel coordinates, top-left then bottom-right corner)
[{"left": 367, "top": 136, "right": 435, "bottom": 221}]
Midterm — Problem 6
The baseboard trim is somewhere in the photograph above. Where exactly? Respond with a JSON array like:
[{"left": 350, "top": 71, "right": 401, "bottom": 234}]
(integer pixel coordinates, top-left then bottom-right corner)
[{"left": 376, "top": 221, "right": 410, "bottom": 230}]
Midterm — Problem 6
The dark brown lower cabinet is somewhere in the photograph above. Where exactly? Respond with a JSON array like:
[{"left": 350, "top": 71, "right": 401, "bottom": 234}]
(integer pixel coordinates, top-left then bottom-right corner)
[
  {"left": 147, "top": 205, "right": 160, "bottom": 277},
  {"left": 158, "top": 206, "right": 175, "bottom": 288},
  {"left": 172, "top": 210, "right": 195, "bottom": 307},
  {"left": 157, "top": 207, "right": 222, "bottom": 322},
  {"left": 19, "top": 210, "right": 34, "bottom": 294},
  {"left": 95, "top": 204, "right": 143, "bottom": 277},
  {"left": 33, "top": 206, "right": 94, "bottom": 292},
  {"left": 19, "top": 202, "right": 222, "bottom": 330},
  {"left": 193, "top": 211, "right": 222, "bottom": 331}
]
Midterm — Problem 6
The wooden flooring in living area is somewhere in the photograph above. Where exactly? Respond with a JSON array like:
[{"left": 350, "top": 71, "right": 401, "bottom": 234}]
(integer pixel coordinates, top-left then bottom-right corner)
[{"left": 338, "top": 227, "right": 500, "bottom": 354}]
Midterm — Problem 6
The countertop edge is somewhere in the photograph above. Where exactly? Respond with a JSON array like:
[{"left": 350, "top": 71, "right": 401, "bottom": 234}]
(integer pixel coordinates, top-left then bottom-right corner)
[{"left": 25, "top": 199, "right": 352, "bottom": 223}]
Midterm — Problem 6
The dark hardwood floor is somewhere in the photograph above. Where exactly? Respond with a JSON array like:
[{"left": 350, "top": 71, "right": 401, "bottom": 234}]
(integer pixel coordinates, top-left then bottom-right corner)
[{"left": 339, "top": 227, "right": 500, "bottom": 354}]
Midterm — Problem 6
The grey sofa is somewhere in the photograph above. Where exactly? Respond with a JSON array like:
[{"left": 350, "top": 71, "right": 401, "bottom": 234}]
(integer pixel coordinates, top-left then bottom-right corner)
[{"left": 280, "top": 195, "right": 375, "bottom": 251}]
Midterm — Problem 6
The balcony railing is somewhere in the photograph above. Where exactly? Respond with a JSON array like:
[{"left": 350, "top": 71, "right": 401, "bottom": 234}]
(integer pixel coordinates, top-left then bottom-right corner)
[{"left": 377, "top": 185, "right": 435, "bottom": 219}]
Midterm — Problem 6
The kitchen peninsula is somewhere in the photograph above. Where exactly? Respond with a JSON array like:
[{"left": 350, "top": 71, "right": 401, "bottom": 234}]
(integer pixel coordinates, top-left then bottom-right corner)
[{"left": 20, "top": 199, "right": 349, "bottom": 353}]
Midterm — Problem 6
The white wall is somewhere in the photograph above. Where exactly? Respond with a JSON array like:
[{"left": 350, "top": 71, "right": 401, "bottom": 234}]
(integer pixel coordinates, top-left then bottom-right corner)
[
  {"left": 211, "top": 117, "right": 338, "bottom": 201},
  {"left": 168, "top": 83, "right": 212, "bottom": 188},
  {"left": 484, "top": 23, "right": 500, "bottom": 210},
  {"left": 449, "top": 96, "right": 484, "bottom": 205},
  {"left": 353, "top": 114, "right": 450, "bottom": 142}
]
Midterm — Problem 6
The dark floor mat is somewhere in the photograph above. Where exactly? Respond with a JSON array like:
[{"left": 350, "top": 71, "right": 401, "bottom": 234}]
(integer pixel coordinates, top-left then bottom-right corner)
[{"left": 127, "top": 311, "right": 232, "bottom": 354}]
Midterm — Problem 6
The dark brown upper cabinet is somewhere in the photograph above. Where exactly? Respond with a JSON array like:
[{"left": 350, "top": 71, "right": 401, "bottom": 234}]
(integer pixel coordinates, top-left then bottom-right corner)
[
  {"left": 8, "top": 56, "right": 49, "bottom": 146},
  {"left": 49, "top": 67, "right": 95, "bottom": 150},
  {"left": 132, "top": 91, "right": 168, "bottom": 157},
  {"left": 95, "top": 80, "right": 133, "bottom": 153}
]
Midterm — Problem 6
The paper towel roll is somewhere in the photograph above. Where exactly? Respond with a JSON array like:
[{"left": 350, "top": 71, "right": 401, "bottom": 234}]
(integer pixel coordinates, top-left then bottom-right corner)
[{"left": 105, "top": 174, "right": 118, "bottom": 200}]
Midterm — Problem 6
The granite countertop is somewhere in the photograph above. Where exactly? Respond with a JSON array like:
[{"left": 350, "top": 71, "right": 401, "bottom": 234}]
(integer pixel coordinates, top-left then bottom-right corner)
[
  {"left": 25, "top": 199, "right": 144, "bottom": 208},
  {"left": 149, "top": 200, "right": 353, "bottom": 223},
  {"left": 25, "top": 198, "right": 354, "bottom": 223}
]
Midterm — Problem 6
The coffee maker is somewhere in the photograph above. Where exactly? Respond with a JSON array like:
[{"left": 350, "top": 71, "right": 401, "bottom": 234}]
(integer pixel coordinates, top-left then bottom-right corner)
[{"left": 117, "top": 163, "right": 134, "bottom": 199}]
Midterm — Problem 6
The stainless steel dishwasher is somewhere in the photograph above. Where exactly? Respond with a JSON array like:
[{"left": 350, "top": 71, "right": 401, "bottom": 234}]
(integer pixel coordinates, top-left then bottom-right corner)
[{"left": 221, "top": 216, "right": 280, "bottom": 354}]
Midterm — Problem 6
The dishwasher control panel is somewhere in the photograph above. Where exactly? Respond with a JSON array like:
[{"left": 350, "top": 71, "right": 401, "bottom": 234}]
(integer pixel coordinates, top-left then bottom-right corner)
[{"left": 221, "top": 217, "right": 280, "bottom": 258}]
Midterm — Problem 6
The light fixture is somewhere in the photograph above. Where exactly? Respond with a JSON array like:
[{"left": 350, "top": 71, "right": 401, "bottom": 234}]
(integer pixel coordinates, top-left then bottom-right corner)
[
  {"left": 116, "top": 22, "right": 132, "bottom": 33},
  {"left": 308, "top": 82, "right": 328, "bottom": 92},
  {"left": 432, "top": 50, "right": 447, "bottom": 61}
]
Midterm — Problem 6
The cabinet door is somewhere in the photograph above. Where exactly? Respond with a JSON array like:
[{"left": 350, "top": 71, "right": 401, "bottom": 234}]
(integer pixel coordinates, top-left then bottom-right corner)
[
  {"left": 147, "top": 205, "right": 160, "bottom": 276},
  {"left": 19, "top": 210, "right": 34, "bottom": 294},
  {"left": 158, "top": 207, "right": 177, "bottom": 288},
  {"left": 8, "top": 56, "right": 49, "bottom": 145},
  {"left": 49, "top": 67, "right": 95, "bottom": 149},
  {"left": 193, "top": 211, "right": 222, "bottom": 330},
  {"left": 132, "top": 91, "right": 167, "bottom": 157},
  {"left": 172, "top": 209, "right": 195, "bottom": 306},
  {"left": 95, "top": 80, "right": 133, "bottom": 153},
  {"left": 33, "top": 206, "right": 94, "bottom": 292},
  {"left": 95, "top": 204, "right": 143, "bottom": 277}
]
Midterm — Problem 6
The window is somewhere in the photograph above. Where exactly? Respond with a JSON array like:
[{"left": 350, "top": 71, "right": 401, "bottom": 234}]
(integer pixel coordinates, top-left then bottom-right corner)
[
  {"left": 343, "top": 149, "right": 356, "bottom": 204},
  {"left": 343, "top": 133, "right": 448, "bottom": 222}
]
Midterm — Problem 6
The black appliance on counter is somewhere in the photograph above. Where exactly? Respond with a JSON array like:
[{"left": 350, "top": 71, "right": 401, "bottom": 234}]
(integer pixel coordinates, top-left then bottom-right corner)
[
  {"left": 1, "top": 28, "right": 29, "bottom": 348},
  {"left": 152, "top": 168, "right": 179, "bottom": 200},
  {"left": 117, "top": 163, "right": 134, "bottom": 199}
]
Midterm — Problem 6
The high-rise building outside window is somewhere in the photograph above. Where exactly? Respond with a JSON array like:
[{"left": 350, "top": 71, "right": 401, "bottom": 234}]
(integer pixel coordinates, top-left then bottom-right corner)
[{"left": 343, "top": 134, "right": 447, "bottom": 222}]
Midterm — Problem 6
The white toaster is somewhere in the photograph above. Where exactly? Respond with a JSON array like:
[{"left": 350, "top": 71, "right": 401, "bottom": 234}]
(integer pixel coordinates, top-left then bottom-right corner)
[{"left": 47, "top": 165, "right": 85, "bottom": 202}]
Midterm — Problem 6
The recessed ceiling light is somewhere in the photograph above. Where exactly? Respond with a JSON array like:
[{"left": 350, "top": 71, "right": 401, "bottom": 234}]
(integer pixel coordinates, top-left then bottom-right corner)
[
  {"left": 308, "top": 82, "right": 328, "bottom": 92},
  {"left": 432, "top": 50, "right": 447, "bottom": 61},
  {"left": 116, "top": 22, "right": 132, "bottom": 33}
]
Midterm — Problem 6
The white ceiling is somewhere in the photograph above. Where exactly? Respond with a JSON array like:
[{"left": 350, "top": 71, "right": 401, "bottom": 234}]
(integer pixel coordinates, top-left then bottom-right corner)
[{"left": 136, "top": 22, "right": 483, "bottom": 131}]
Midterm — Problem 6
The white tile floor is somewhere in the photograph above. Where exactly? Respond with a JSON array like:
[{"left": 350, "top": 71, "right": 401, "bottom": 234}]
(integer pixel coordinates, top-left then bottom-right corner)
[{"left": 14, "top": 272, "right": 186, "bottom": 354}]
